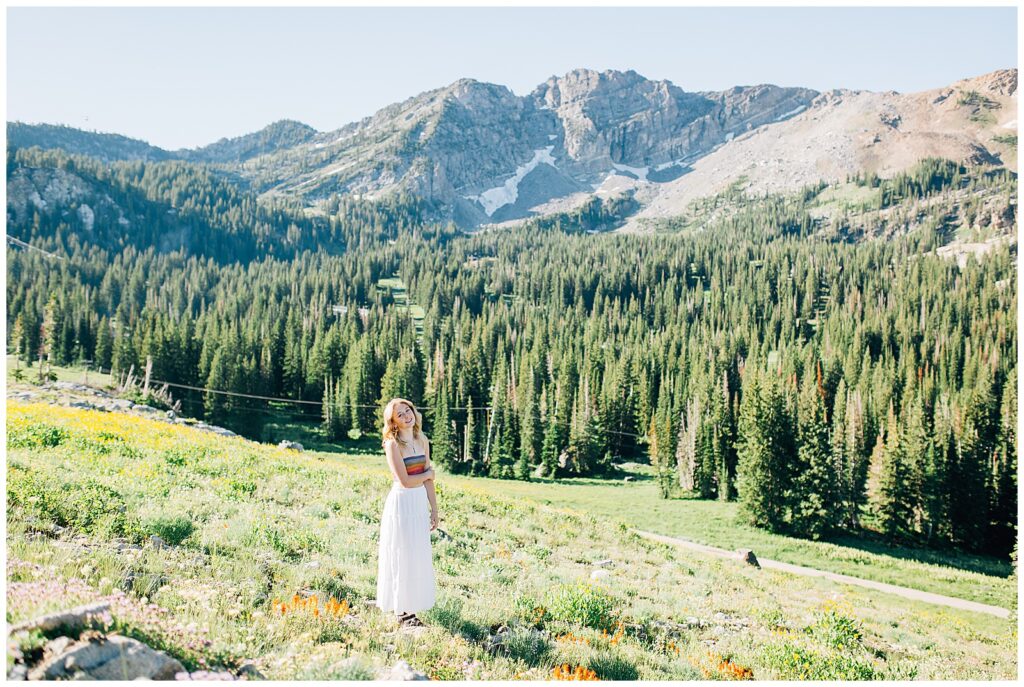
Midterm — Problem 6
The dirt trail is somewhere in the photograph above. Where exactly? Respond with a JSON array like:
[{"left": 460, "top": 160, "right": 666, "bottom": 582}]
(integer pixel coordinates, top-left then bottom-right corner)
[{"left": 633, "top": 529, "right": 1011, "bottom": 619}]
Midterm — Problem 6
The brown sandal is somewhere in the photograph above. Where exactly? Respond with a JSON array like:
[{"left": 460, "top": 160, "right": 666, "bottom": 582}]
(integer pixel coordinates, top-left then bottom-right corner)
[{"left": 400, "top": 613, "right": 425, "bottom": 627}]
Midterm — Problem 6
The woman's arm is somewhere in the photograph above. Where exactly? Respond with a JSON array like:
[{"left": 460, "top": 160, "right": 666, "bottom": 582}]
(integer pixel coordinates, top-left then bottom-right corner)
[
  {"left": 423, "top": 440, "right": 439, "bottom": 531},
  {"left": 385, "top": 440, "right": 435, "bottom": 488}
]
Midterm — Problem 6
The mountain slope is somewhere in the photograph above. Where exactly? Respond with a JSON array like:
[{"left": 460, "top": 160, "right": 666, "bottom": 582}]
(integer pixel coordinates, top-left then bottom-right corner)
[
  {"left": 621, "top": 69, "right": 1018, "bottom": 231},
  {"left": 7, "top": 67, "right": 1017, "bottom": 230},
  {"left": 6, "top": 399, "right": 1017, "bottom": 680}
]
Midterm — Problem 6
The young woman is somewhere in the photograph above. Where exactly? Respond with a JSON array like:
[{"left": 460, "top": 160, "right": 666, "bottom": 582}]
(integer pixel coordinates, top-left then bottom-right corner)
[{"left": 375, "top": 397, "right": 439, "bottom": 627}]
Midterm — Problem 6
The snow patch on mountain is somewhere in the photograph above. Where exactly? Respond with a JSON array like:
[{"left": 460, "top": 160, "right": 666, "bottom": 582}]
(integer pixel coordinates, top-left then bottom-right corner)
[
  {"left": 611, "top": 162, "right": 650, "bottom": 182},
  {"left": 778, "top": 104, "right": 808, "bottom": 119},
  {"left": 466, "top": 146, "right": 557, "bottom": 216}
]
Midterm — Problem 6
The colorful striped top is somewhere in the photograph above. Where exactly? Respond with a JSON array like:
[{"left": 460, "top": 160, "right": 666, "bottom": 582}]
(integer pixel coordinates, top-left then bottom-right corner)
[{"left": 402, "top": 453, "right": 427, "bottom": 476}]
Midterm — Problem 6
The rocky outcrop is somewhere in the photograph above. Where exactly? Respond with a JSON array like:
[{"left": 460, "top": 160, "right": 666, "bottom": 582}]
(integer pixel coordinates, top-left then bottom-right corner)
[
  {"left": 9, "top": 67, "right": 1015, "bottom": 230},
  {"left": 26, "top": 632, "right": 185, "bottom": 680}
]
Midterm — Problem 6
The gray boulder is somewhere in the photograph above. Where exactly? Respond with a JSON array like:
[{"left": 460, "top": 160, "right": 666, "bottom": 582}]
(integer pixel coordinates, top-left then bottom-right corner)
[
  {"left": 27, "top": 633, "right": 185, "bottom": 680},
  {"left": 377, "top": 659, "right": 429, "bottom": 681},
  {"left": 8, "top": 601, "right": 110, "bottom": 636}
]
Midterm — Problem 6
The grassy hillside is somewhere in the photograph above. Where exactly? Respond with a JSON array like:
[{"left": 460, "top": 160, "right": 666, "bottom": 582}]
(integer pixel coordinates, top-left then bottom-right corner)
[
  {"left": 425, "top": 469, "right": 1015, "bottom": 610},
  {"left": 6, "top": 401, "right": 1017, "bottom": 680}
]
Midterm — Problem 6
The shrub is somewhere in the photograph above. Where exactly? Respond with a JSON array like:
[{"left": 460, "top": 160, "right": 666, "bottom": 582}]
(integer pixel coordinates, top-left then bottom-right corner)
[
  {"left": 589, "top": 651, "right": 638, "bottom": 680},
  {"left": 547, "top": 582, "right": 618, "bottom": 631},
  {"left": 423, "top": 594, "right": 488, "bottom": 642},
  {"left": 761, "top": 641, "right": 876, "bottom": 680},
  {"left": 502, "top": 627, "right": 552, "bottom": 666},
  {"left": 807, "top": 600, "right": 863, "bottom": 651},
  {"left": 8, "top": 470, "right": 134, "bottom": 540},
  {"left": 8, "top": 422, "right": 68, "bottom": 449},
  {"left": 144, "top": 514, "right": 195, "bottom": 546}
]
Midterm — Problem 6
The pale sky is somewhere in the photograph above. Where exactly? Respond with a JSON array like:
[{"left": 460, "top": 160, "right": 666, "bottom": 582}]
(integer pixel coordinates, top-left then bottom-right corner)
[{"left": 6, "top": 6, "right": 1018, "bottom": 150}]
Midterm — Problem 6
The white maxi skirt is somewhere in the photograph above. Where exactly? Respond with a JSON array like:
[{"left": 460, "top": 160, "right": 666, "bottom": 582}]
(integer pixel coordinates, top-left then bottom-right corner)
[{"left": 375, "top": 482, "right": 436, "bottom": 614}]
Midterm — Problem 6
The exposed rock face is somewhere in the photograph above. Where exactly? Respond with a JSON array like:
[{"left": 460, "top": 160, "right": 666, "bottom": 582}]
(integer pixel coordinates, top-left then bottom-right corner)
[
  {"left": 286, "top": 69, "right": 817, "bottom": 224},
  {"left": 531, "top": 69, "right": 816, "bottom": 179},
  {"left": 8, "top": 67, "right": 1016, "bottom": 230}
]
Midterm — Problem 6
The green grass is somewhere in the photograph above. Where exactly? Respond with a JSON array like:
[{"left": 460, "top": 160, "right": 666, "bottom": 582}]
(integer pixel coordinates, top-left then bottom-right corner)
[
  {"left": 413, "top": 468, "right": 1014, "bottom": 611},
  {"left": 322, "top": 453, "right": 1015, "bottom": 610},
  {"left": 7, "top": 355, "right": 113, "bottom": 387},
  {"left": 9, "top": 356, "right": 1013, "bottom": 612},
  {"left": 377, "top": 275, "right": 425, "bottom": 334},
  {"left": 811, "top": 183, "right": 882, "bottom": 212},
  {"left": 6, "top": 401, "right": 1016, "bottom": 680}
]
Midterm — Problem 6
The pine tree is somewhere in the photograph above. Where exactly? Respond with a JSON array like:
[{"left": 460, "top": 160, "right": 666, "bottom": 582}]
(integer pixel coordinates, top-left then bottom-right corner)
[
  {"left": 874, "top": 403, "right": 914, "bottom": 541},
  {"left": 487, "top": 352, "right": 515, "bottom": 479},
  {"left": 541, "top": 385, "right": 567, "bottom": 478},
  {"left": 901, "top": 391, "right": 931, "bottom": 536},
  {"left": 736, "top": 370, "right": 790, "bottom": 530},
  {"left": 517, "top": 364, "right": 541, "bottom": 480},
  {"left": 676, "top": 396, "right": 700, "bottom": 492},
  {"left": 989, "top": 368, "right": 1017, "bottom": 555},
  {"left": 93, "top": 317, "right": 113, "bottom": 371},
  {"left": 830, "top": 380, "right": 851, "bottom": 523},
  {"left": 430, "top": 378, "right": 458, "bottom": 471},
  {"left": 792, "top": 362, "right": 838, "bottom": 538}
]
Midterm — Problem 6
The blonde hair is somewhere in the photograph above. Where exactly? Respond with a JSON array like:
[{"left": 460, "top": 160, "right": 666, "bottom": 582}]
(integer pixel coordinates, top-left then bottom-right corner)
[{"left": 380, "top": 397, "right": 428, "bottom": 449}]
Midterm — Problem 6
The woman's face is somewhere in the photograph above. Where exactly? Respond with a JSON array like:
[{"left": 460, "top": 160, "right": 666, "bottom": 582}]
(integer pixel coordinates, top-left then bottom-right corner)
[{"left": 395, "top": 404, "right": 415, "bottom": 428}]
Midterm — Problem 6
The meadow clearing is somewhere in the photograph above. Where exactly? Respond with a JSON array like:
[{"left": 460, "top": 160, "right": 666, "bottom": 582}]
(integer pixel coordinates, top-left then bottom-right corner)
[{"left": 5, "top": 400, "right": 1018, "bottom": 680}]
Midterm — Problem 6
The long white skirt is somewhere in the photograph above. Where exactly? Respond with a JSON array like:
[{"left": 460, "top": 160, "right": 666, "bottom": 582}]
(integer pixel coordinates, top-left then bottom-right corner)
[{"left": 375, "top": 482, "right": 436, "bottom": 614}]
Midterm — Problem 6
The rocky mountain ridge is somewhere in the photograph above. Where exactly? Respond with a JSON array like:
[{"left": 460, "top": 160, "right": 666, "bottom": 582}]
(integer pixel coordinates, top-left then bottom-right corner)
[{"left": 7, "top": 67, "right": 1017, "bottom": 229}]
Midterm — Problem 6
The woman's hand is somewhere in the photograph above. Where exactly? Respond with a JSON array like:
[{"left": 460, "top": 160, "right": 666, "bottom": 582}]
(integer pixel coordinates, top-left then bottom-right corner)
[{"left": 429, "top": 509, "right": 440, "bottom": 531}]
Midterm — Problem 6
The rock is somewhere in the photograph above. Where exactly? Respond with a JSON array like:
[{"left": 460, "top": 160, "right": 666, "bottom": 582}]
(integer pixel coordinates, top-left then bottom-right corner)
[
  {"left": 27, "top": 633, "right": 185, "bottom": 680},
  {"left": 736, "top": 549, "right": 760, "bottom": 568},
  {"left": 277, "top": 440, "right": 304, "bottom": 451},
  {"left": 42, "top": 636, "right": 74, "bottom": 660},
  {"left": 623, "top": 476, "right": 636, "bottom": 482},
  {"left": 593, "top": 558, "right": 614, "bottom": 567},
  {"left": 149, "top": 535, "right": 167, "bottom": 550},
  {"left": 237, "top": 661, "right": 265, "bottom": 680},
  {"left": 166, "top": 410, "right": 177, "bottom": 420},
  {"left": 378, "top": 659, "right": 429, "bottom": 681},
  {"left": 590, "top": 569, "right": 612, "bottom": 581},
  {"left": 175, "top": 668, "right": 237, "bottom": 680},
  {"left": 483, "top": 630, "right": 506, "bottom": 655},
  {"left": 8, "top": 602, "right": 111, "bottom": 636},
  {"left": 7, "top": 662, "right": 28, "bottom": 680},
  {"left": 433, "top": 528, "right": 452, "bottom": 541}
]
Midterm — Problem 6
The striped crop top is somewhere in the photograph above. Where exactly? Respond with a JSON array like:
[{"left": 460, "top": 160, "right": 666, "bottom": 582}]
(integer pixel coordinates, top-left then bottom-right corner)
[{"left": 402, "top": 453, "right": 427, "bottom": 476}]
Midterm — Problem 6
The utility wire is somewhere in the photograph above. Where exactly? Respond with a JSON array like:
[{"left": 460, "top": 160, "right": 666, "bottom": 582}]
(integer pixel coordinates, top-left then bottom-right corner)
[{"left": 99, "top": 369, "right": 647, "bottom": 439}]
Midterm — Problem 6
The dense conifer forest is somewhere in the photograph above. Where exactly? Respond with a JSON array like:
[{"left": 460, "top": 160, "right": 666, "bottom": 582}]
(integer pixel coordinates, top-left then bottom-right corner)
[{"left": 6, "top": 146, "right": 1017, "bottom": 557}]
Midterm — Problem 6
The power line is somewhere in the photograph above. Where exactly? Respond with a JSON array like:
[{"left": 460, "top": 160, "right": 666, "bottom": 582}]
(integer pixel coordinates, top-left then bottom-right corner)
[
  {"left": 149, "top": 378, "right": 325, "bottom": 405},
  {"left": 175, "top": 395, "right": 324, "bottom": 419},
  {"left": 99, "top": 369, "right": 646, "bottom": 439}
]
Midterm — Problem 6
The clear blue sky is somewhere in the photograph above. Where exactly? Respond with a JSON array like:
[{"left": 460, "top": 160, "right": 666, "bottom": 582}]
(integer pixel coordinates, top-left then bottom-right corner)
[{"left": 7, "top": 6, "right": 1017, "bottom": 150}]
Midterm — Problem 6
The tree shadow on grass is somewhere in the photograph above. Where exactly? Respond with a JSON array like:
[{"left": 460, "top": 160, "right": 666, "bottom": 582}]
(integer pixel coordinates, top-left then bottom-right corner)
[{"left": 824, "top": 530, "right": 1013, "bottom": 579}]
